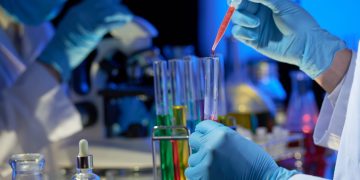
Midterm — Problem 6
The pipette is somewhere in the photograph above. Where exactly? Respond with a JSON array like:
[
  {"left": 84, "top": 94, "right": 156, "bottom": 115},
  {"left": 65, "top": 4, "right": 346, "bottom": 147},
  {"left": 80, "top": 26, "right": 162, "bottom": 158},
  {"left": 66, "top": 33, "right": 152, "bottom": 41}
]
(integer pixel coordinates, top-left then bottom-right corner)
[{"left": 211, "top": 0, "right": 242, "bottom": 55}]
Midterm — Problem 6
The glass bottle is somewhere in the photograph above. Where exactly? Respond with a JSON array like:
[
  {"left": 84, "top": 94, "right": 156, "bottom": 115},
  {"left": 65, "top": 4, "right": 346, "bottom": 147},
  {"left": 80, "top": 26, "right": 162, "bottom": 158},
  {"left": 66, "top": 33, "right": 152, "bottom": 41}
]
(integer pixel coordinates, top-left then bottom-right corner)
[
  {"left": 9, "top": 153, "right": 45, "bottom": 180},
  {"left": 71, "top": 139, "right": 100, "bottom": 180}
]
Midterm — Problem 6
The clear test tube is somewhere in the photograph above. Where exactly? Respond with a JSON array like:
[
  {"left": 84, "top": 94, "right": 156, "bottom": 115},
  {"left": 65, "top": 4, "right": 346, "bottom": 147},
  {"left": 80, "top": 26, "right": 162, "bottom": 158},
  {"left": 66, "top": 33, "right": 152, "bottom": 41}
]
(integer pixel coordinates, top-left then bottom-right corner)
[
  {"left": 154, "top": 60, "right": 169, "bottom": 117},
  {"left": 169, "top": 59, "right": 186, "bottom": 112},
  {"left": 153, "top": 60, "right": 175, "bottom": 180},
  {"left": 203, "top": 56, "right": 220, "bottom": 121},
  {"left": 191, "top": 57, "right": 205, "bottom": 121},
  {"left": 168, "top": 59, "right": 188, "bottom": 180},
  {"left": 183, "top": 56, "right": 199, "bottom": 133},
  {"left": 216, "top": 54, "right": 227, "bottom": 117}
]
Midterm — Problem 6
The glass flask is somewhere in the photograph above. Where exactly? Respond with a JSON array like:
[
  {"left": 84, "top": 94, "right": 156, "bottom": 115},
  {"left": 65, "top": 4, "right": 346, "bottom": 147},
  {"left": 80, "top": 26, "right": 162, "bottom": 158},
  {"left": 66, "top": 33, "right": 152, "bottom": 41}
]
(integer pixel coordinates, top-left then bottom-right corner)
[
  {"left": 285, "top": 71, "right": 318, "bottom": 133},
  {"left": 9, "top": 153, "right": 45, "bottom": 180},
  {"left": 286, "top": 71, "right": 328, "bottom": 176}
]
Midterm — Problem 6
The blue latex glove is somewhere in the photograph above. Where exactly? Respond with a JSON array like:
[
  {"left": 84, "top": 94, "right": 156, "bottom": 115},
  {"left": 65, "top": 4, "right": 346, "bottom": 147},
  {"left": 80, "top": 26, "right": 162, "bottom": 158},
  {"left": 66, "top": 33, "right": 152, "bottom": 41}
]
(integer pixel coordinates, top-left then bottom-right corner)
[
  {"left": 185, "top": 120, "right": 298, "bottom": 180},
  {"left": 230, "top": 0, "right": 346, "bottom": 78},
  {"left": 0, "top": 0, "right": 66, "bottom": 25},
  {"left": 38, "top": 0, "right": 132, "bottom": 81}
]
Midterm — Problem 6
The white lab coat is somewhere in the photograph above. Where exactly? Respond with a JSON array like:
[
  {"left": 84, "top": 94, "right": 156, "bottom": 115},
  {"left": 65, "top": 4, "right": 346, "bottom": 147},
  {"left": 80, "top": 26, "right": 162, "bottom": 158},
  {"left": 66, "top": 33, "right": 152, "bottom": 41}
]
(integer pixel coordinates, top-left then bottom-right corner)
[
  {"left": 0, "top": 21, "right": 82, "bottom": 165},
  {"left": 290, "top": 42, "right": 360, "bottom": 179}
]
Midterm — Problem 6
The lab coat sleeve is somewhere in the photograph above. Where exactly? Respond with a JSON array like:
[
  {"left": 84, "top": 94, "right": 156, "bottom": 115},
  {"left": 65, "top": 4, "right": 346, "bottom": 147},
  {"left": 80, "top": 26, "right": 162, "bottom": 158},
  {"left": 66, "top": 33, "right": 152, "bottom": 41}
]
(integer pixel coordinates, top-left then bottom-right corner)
[
  {"left": 0, "top": 62, "right": 82, "bottom": 157},
  {"left": 289, "top": 174, "right": 328, "bottom": 180},
  {"left": 333, "top": 48, "right": 360, "bottom": 179},
  {"left": 313, "top": 51, "right": 357, "bottom": 150}
]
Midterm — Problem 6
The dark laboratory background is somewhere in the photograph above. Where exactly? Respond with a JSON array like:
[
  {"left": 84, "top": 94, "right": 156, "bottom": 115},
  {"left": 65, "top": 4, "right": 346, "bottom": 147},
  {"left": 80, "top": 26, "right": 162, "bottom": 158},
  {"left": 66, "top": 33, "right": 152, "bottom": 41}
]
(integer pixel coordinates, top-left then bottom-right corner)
[{"left": 49, "top": 0, "right": 359, "bottom": 178}]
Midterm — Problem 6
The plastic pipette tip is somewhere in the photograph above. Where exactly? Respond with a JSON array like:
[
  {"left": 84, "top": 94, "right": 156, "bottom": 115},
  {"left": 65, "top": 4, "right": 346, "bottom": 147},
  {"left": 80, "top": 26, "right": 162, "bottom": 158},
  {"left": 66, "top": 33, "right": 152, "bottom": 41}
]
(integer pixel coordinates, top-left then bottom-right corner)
[
  {"left": 78, "top": 139, "right": 89, "bottom": 157},
  {"left": 211, "top": 6, "right": 236, "bottom": 55}
]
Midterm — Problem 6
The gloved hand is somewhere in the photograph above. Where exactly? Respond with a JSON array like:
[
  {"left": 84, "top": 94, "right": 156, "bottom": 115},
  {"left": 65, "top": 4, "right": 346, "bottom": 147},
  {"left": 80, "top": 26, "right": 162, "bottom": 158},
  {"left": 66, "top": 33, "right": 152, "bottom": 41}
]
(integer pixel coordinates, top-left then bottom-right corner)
[
  {"left": 230, "top": 0, "right": 346, "bottom": 78},
  {"left": 185, "top": 120, "right": 298, "bottom": 180},
  {"left": 38, "top": 0, "right": 133, "bottom": 81}
]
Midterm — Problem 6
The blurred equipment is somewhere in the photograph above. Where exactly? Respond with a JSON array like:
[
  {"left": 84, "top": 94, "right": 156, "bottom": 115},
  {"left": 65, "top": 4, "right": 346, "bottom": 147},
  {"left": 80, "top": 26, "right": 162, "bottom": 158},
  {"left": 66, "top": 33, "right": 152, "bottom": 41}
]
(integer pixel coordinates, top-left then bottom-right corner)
[
  {"left": 162, "top": 45, "right": 195, "bottom": 59},
  {"left": 224, "top": 37, "right": 275, "bottom": 133},
  {"left": 248, "top": 60, "right": 287, "bottom": 125},
  {"left": 71, "top": 139, "right": 100, "bottom": 180},
  {"left": 69, "top": 16, "right": 161, "bottom": 139}
]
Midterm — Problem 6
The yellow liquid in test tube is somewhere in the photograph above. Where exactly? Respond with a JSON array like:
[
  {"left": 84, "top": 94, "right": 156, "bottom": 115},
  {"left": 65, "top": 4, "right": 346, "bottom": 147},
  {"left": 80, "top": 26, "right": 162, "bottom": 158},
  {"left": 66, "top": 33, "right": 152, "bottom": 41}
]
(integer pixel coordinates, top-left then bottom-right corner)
[{"left": 172, "top": 105, "right": 189, "bottom": 180}]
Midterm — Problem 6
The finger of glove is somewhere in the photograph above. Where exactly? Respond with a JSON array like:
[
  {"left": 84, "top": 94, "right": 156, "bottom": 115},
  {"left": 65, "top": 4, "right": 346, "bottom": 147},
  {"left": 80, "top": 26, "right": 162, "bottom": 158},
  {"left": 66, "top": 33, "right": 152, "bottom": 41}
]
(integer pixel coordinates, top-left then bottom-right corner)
[
  {"left": 189, "top": 132, "right": 203, "bottom": 153},
  {"left": 227, "top": 0, "right": 259, "bottom": 14},
  {"left": 188, "top": 148, "right": 208, "bottom": 167},
  {"left": 249, "top": 0, "right": 293, "bottom": 13},
  {"left": 185, "top": 153, "right": 211, "bottom": 180},
  {"left": 98, "top": 5, "right": 132, "bottom": 22},
  {"left": 104, "top": 13, "right": 133, "bottom": 24},
  {"left": 195, "top": 120, "right": 223, "bottom": 134},
  {"left": 232, "top": 25, "right": 259, "bottom": 41},
  {"left": 232, "top": 10, "right": 260, "bottom": 28},
  {"left": 93, "top": 7, "right": 133, "bottom": 30}
]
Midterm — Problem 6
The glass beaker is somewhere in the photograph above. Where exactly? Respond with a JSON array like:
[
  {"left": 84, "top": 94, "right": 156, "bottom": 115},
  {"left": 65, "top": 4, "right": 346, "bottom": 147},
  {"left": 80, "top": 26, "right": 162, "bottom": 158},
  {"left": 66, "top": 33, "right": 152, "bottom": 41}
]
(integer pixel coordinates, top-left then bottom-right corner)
[{"left": 9, "top": 153, "right": 45, "bottom": 180}]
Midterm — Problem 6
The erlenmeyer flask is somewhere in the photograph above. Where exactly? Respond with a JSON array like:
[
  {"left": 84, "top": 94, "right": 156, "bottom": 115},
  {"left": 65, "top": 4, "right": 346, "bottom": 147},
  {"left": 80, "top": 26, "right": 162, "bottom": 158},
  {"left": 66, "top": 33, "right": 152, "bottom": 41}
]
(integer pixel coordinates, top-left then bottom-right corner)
[
  {"left": 286, "top": 71, "right": 327, "bottom": 176},
  {"left": 286, "top": 71, "right": 318, "bottom": 133}
]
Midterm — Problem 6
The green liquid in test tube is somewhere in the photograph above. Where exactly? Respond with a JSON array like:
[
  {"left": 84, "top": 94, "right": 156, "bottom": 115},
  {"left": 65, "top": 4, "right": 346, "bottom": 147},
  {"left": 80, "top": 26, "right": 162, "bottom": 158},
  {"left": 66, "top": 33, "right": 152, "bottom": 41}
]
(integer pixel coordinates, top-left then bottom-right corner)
[{"left": 153, "top": 60, "right": 175, "bottom": 180}]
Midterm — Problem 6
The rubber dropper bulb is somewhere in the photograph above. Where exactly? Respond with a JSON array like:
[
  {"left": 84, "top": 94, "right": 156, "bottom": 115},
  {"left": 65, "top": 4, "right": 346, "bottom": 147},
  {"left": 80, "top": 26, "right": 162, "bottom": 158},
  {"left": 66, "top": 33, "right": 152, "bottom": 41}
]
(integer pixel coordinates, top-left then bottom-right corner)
[{"left": 78, "top": 139, "right": 88, "bottom": 157}]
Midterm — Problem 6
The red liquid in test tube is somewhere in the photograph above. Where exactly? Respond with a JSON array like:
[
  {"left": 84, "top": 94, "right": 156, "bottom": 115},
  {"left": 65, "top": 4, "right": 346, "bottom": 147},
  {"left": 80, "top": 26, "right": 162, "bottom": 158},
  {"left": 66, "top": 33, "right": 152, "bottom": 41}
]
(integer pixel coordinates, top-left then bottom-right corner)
[
  {"left": 211, "top": 6, "right": 236, "bottom": 55},
  {"left": 172, "top": 140, "right": 181, "bottom": 180}
]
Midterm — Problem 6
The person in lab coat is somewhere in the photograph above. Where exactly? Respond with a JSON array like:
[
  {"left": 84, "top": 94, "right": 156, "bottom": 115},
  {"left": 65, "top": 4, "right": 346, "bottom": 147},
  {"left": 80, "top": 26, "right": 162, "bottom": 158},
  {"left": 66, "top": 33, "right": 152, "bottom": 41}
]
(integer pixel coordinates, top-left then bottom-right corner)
[
  {"left": 0, "top": 0, "right": 132, "bottom": 165},
  {"left": 185, "top": 0, "right": 358, "bottom": 179}
]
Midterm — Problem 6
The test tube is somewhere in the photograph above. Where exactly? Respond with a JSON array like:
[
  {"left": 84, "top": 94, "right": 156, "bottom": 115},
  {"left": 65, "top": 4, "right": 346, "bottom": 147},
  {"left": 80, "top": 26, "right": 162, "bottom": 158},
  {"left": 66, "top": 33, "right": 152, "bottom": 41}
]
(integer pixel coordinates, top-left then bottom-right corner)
[
  {"left": 217, "top": 54, "right": 227, "bottom": 117},
  {"left": 168, "top": 59, "right": 189, "bottom": 180},
  {"left": 203, "top": 56, "right": 220, "bottom": 121},
  {"left": 191, "top": 57, "right": 205, "bottom": 121},
  {"left": 183, "top": 56, "right": 199, "bottom": 133},
  {"left": 153, "top": 60, "right": 175, "bottom": 180}
]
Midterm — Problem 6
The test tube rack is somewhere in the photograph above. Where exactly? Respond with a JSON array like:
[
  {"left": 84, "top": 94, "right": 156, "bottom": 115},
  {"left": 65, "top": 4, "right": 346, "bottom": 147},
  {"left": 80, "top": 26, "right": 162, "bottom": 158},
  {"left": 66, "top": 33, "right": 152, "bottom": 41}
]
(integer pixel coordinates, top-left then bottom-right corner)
[{"left": 151, "top": 126, "right": 191, "bottom": 180}]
